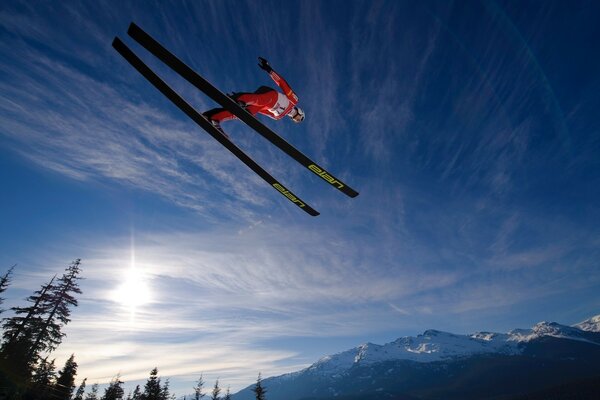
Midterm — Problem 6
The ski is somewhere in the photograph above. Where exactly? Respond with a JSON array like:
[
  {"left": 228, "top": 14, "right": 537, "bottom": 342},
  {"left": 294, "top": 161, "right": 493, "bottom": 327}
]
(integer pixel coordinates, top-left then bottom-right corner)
[
  {"left": 126, "top": 22, "right": 359, "bottom": 199},
  {"left": 112, "top": 37, "right": 320, "bottom": 217}
]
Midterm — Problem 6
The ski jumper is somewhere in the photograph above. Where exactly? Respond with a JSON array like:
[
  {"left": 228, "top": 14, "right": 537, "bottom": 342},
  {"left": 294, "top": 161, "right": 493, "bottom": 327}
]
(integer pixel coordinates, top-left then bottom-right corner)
[{"left": 205, "top": 70, "right": 299, "bottom": 123}]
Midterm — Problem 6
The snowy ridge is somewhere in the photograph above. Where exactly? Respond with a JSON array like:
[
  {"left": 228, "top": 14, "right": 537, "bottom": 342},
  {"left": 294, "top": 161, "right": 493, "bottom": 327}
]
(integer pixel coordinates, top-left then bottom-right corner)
[
  {"left": 306, "top": 330, "right": 519, "bottom": 375},
  {"left": 574, "top": 315, "right": 600, "bottom": 332},
  {"left": 508, "top": 321, "right": 596, "bottom": 344},
  {"left": 303, "top": 315, "right": 600, "bottom": 376}
]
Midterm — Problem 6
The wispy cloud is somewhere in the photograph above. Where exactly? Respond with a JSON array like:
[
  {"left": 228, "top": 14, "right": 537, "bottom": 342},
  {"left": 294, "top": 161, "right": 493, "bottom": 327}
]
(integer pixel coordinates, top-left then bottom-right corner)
[
  {"left": 0, "top": 28, "right": 277, "bottom": 221},
  {"left": 351, "top": 4, "right": 441, "bottom": 162},
  {"left": 26, "top": 210, "right": 594, "bottom": 392}
]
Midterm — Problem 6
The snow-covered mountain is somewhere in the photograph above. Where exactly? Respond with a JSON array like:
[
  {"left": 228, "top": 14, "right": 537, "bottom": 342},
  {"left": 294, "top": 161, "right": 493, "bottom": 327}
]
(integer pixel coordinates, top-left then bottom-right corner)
[
  {"left": 233, "top": 314, "right": 600, "bottom": 400},
  {"left": 305, "top": 329, "right": 519, "bottom": 377},
  {"left": 297, "top": 316, "right": 600, "bottom": 377}
]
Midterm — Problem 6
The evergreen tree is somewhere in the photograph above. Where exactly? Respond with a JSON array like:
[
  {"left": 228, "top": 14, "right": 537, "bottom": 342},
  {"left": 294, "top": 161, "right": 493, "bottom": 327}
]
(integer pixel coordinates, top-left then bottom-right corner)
[
  {"left": 28, "top": 357, "right": 56, "bottom": 400},
  {"left": 160, "top": 378, "right": 172, "bottom": 400},
  {"left": 142, "top": 367, "right": 162, "bottom": 400},
  {"left": 85, "top": 383, "right": 99, "bottom": 400},
  {"left": 0, "top": 275, "right": 56, "bottom": 382},
  {"left": 74, "top": 377, "right": 87, "bottom": 400},
  {"left": 223, "top": 386, "right": 231, "bottom": 400},
  {"left": 0, "top": 265, "right": 15, "bottom": 314},
  {"left": 131, "top": 384, "right": 142, "bottom": 400},
  {"left": 193, "top": 374, "right": 206, "bottom": 400},
  {"left": 1, "top": 259, "right": 83, "bottom": 388},
  {"left": 102, "top": 375, "right": 124, "bottom": 400},
  {"left": 252, "top": 373, "right": 266, "bottom": 400},
  {"left": 29, "top": 259, "right": 83, "bottom": 357},
  {"left": 55, "top": 353, "right": 78, "bottom": 400},
  {"left": 210, "top": 379, "right": 221, "bottom": 400},
  {"left": 2, "top": 275, "right": 56, "bottom": 344}
]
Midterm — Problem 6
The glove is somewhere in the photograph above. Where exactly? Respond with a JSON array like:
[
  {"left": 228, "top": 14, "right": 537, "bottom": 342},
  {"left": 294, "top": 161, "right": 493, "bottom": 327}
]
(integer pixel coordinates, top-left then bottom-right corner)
[{"left": 258, "top": 57, "right": 273, "bottom": 73}]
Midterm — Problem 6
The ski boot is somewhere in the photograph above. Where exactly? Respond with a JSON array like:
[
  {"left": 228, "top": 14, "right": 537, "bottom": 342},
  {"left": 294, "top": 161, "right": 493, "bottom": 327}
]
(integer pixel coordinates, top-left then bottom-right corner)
[{"left": 203, "top": 113, "right": 229, "bottom": 139}]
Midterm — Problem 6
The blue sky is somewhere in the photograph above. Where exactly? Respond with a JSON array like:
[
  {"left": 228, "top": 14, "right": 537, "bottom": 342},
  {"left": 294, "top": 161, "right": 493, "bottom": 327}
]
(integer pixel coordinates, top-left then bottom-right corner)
[{"left": 1, "top": 0, "right": 599, "bottom": 396}]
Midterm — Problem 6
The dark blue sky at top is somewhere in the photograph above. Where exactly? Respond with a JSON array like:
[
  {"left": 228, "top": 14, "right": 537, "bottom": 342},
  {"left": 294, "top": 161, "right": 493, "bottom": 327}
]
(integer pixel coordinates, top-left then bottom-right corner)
[{"left": 0, "top": 0, "right": 599, "bottom": 395}]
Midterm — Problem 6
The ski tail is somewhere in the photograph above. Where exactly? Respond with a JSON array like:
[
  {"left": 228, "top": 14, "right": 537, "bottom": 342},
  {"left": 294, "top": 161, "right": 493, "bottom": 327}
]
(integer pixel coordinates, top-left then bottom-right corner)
[
  {"left": 112, "top": 37, "right": 319, "bottom": 217},
  {"left": 126, "top": 22, "right": 359, "bottom": 198}
]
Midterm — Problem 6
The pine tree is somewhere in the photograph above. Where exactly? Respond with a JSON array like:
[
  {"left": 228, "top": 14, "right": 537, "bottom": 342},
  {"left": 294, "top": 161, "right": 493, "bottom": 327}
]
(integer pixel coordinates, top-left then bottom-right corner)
[
  {"left": 160, "top": 378, "right": 172, "bottom": 400},
  {"left": 85, "top": 383, "right": 99, "bottom": 400},
  {"left": 142, "top": 367, "right": 162, "bottom": 400},
  {"left": 29, "top": 357, "right": 57, "bottom": 400},
  {"left": 0, "top": 275, "right": 56, "bottom": 381},
  {"left": 74, "top": 377, "right": 87, "bottom": 400},
  {"left": 102, "top": 374, "right": 124, "bottom": 400},
  {"left": 193, "top": 374, "right": 206, "bottom": 400},
  {"left": 252, "top": 373, "right": 266, "bottom": 400},
  {"left": 210, "top": 379, "right": 221, "bottom": 400},
  {"left": 1, "top": 259, "right": 83, "bottom": 387},
  {"left": 29, "top": 259, "right": 83, "bottom": 357},
  {"left": 2, "top": 275, "right": 56, "bottom": 344},
  {"left": 223, "top": 386, "right": 231, "bottom": 400},
  {"left": 0, "top": 265, "right": 15, "bottom": 314},
  {"left": 131, "top": 384, "right": 142, "bottom": 400},
  {"left": 55, "top": 353, "right": 78, "bottom": 400}
]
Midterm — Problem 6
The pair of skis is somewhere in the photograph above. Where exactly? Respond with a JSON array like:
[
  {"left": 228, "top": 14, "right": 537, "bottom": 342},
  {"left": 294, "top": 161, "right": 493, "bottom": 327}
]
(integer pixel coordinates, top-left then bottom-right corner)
[{"left": 112, "top": 23, "right": 358, "bottom": 216}]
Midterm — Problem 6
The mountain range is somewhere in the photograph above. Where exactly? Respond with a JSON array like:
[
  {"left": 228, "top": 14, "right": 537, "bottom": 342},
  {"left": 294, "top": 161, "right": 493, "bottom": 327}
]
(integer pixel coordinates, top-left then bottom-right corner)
[{"left": 232, "top": 315, "right": 600, "bottom": 400}]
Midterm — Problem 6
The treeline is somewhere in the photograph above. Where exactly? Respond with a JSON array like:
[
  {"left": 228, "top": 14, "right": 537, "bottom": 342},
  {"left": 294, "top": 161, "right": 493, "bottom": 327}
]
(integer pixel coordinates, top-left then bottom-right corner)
[
  {"left": 0, "top": 261, "right": 269, "bottom": 400},
  {"left": 66, "top": 366, "right": 266, "bottom": 400},
  {"left": 77, "top": 367, "right": 229, "bottom": 400}
]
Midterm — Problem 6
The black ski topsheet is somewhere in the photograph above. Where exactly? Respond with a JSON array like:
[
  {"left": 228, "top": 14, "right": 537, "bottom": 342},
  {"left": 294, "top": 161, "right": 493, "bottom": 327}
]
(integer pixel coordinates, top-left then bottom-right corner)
[
  {"left": 112, "top": 37, "right": 319, "bottom": 217},
  {"left": 127, "top": 22, "right": 359, "bottom": 199}
]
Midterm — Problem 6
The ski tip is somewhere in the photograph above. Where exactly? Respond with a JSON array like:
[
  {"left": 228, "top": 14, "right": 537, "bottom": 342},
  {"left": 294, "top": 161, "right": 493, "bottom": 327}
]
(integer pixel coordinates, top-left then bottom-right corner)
[
  {"left": 127, "top": 22, "right": 141, "bottom": 35},
  {"left": 111, "top": 37, "right": 123, "bottom": 50},
  {"left": 343, "top": 188, "right": 359, "bottom": 198}
]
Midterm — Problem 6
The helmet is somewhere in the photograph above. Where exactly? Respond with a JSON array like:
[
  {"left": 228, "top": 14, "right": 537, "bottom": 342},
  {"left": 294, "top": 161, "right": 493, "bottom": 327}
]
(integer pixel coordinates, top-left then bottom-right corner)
[{"left": 289, "top": 106, "right": 305, "bottom": 123}]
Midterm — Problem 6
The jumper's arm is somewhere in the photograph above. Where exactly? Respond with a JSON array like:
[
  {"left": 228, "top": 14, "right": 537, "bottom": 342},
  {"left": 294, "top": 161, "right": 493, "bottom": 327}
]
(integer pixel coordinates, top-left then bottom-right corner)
[
  {"left": 258, "top": 57, "right": 299, "bottom": 105},
  {"left": 268, "top": 70, "right": 298, "bottom": 105}
]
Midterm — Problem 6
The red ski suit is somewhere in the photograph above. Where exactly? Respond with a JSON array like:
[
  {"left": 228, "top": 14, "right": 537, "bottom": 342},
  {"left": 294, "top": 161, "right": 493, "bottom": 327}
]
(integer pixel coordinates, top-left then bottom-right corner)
[{"left": 205, "top": 70, "right": 299, "bottom": 123}]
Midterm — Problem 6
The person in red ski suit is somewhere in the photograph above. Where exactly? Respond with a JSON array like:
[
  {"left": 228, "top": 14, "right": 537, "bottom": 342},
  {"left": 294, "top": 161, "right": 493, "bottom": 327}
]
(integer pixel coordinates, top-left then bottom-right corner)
[{"left": 203, "top": 57, "right": 305, "bottom": 134}]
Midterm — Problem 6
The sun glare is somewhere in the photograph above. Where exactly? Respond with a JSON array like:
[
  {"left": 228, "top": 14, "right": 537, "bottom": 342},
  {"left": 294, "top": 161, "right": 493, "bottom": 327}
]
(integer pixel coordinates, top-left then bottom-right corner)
[
  {"left": 112, "top": 267, "right": 152, "bottom": 309},
  {"left": 111, "top": 235, "right": 153, "bottom": 311}
]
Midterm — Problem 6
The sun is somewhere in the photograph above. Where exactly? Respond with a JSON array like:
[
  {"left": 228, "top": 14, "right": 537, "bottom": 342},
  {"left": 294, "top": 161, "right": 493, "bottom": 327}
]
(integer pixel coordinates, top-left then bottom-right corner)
[{"left": 112, "top": 267, "right": 152, "bottom": 309}]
